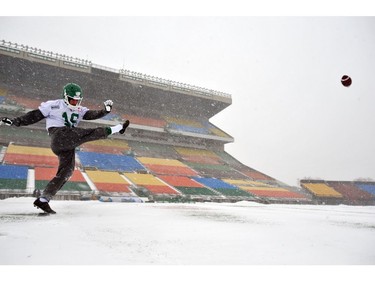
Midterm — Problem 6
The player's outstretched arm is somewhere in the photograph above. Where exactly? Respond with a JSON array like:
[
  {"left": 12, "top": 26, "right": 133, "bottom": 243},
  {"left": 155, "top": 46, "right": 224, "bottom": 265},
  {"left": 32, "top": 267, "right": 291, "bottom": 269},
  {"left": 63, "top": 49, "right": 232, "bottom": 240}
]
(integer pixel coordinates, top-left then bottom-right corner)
[
  {"left": 83, "top": 100, "right": 113, "bottom": 120},
  {"left": 1, "top": 109, "right": 45, "bottom": 127}
]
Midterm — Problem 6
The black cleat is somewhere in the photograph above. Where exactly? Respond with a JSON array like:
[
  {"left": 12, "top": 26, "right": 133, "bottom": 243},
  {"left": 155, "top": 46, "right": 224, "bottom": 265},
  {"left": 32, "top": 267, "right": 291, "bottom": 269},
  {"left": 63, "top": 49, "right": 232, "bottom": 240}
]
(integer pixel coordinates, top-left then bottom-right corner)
[
  {"left": 33, "top": 198, "right": 56, "bottom": 214},
  {"left": 119, "top": 120, "right": 130, "bottom": 134}
]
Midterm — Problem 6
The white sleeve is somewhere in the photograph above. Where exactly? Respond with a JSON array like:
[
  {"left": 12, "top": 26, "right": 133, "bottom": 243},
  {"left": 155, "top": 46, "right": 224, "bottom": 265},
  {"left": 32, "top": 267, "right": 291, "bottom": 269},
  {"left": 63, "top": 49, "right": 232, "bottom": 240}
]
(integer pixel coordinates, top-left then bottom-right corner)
[
  {"left": 38, "top": 100, "right": 54, "bottom": 117},
  {"left": 79, "top": 106, "right": 89, "bottom": 117}
]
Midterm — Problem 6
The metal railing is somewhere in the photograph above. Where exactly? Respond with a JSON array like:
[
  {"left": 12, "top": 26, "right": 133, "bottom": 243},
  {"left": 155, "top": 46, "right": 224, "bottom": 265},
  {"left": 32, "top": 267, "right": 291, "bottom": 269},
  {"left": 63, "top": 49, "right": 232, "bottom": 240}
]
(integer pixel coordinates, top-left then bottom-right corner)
[{"left": 1, "top": 40, "right": 231, "bottom": 99}]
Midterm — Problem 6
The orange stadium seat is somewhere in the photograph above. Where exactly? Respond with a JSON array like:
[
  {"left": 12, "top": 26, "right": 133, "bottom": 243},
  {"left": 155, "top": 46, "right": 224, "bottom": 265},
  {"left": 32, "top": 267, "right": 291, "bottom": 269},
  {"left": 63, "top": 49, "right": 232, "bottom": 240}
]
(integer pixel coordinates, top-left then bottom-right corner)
[
  {"left": 4, "top": 154, "right": 58, "bottom": 167},
  {"left": 35, "top": 167, "right": 85, "bottom": 181},
  {"left": 240, "top": 168, "right": 274, "bottom": 181},
  {"left": 143, "top": 185, "right": 179, "bottom": 194},
  {"left": 34, "top": 167, "right": 91, "bottom": 192},
  {"left": 158, "top": 175, "right": 204, "bottom": 188},
  {"left": 124, "top": 173, "right": 180, "bottom": 195},
  {"left": 4, "top": 143, "right": 58, "bottom": 167},
  {"left": 94, "top": 182, "right": 132, "bottom": 193}
]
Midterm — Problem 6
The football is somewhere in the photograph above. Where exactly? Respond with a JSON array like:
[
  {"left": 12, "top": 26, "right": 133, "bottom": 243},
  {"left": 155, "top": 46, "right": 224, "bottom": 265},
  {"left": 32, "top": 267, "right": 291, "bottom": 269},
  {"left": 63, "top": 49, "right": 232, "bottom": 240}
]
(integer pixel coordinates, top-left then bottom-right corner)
[{"left": 341, "top": 75, "right": 352, "bottom": 87}]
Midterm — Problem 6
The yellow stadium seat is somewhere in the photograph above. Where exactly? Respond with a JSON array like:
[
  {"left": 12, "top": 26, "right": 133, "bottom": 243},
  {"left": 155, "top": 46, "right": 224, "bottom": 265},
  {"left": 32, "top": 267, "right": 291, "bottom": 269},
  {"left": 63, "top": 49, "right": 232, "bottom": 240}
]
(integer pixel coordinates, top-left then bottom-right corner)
[
  {"left": 6, "top": 143, "right": 55, "bottom": 156},
  {"left": 86, "top": 170, "right": 128, "bottom": 184},
  {"left": 302, "top": 183, "right": 343, "bottom": 198},
  {"left": 124, "top": 173, "right": 167, "bottom": 186}
]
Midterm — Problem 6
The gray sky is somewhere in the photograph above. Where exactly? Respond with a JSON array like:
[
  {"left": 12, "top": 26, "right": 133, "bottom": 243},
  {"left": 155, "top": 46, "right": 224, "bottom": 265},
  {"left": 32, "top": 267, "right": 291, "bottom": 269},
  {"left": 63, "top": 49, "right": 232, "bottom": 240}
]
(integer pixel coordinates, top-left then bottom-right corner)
[{"left": 1, "top": 16, "right": 374, "bottom": 186}]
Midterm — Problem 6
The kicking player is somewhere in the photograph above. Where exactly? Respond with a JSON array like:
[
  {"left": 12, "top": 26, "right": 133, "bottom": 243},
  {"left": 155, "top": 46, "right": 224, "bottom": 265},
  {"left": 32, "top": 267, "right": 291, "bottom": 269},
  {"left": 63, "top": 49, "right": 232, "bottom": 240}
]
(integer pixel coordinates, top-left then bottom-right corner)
[{"left": 0, "top": 83, "right": 130, "bottom": 214}]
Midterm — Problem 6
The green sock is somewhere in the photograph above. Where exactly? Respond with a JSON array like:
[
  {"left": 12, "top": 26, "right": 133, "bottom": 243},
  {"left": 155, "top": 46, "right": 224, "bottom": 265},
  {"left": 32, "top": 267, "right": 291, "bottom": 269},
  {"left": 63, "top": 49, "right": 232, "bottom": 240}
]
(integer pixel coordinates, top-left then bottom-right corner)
[{"left": 105, "top": 127, "right": 112, "bottom": 135}]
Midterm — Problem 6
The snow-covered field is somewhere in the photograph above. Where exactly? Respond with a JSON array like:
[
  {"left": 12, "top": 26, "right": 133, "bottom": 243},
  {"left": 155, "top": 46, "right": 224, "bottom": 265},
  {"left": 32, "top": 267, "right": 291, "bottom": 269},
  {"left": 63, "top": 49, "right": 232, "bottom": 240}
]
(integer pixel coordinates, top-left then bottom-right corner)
[{"left": 1, "top": 197, "right": 375, "bottom": 266}]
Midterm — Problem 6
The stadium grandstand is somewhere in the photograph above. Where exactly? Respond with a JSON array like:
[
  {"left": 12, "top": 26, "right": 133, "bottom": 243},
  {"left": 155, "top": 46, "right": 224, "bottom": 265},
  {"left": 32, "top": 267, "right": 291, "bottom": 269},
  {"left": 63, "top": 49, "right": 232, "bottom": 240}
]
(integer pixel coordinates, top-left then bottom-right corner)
[{"left": 1, "top": 40, "right": 374, "bottom": 205}]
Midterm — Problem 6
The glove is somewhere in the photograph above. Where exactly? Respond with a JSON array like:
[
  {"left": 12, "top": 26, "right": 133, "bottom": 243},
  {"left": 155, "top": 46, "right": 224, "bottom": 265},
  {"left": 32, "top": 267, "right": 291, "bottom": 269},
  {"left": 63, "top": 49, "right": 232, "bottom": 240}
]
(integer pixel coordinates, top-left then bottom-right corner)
[
  {"left": 104, "top": 100, "right": 113, "bottom": 113},
  {"left": 1, "top": 117, "right": 13, "bottom": 126}
]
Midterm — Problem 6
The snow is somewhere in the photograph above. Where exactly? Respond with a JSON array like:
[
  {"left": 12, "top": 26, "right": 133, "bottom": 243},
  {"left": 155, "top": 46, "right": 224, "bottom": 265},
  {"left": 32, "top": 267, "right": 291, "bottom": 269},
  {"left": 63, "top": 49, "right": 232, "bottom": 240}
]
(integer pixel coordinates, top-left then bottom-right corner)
[{"left": 1, "top": 197, "right": 375, "bottom": 279}]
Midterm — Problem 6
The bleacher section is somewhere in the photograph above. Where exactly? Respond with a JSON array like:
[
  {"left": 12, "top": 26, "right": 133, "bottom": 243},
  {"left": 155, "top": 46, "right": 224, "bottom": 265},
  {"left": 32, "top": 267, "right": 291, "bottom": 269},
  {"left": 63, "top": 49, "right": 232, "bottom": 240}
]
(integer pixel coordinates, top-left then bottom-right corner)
[
  {"left": 4, "top": 143, "right": 58, "bottom": 167},
  {"left": 174, "top": 147, "right": 223, "bottom": 164},
  {"left": 79, "top": 139, "right": 130, "bottom": 155},
  {"left": 0, "top": 139, "right": 373, "bottom": 204},
  {"left": 301, "top": 182, "right": 343, "bottom": 198},
  {"left": 0, "top": 164, "right": 28, "bottom": 191},
  {"left": 163, "top": 116, "right": 232, "bottom": 139},
  {"left": 185, "top": 162, "right": 248, "bottom": 179},
  {"left": 214, "top": 151, "right": 244, "bottom": 168},
  {"left": 1, "top": 41, "right": 373, "bottom": 205},
  {"left": 158, "top": 175, "right": 217, "bottom": 197},
  {"left": 0, "top": 126, "right": 51, "bottom": 148},
  {"left": 354, "top": 182, "right": 375, "bottom": 197},
  {"left": 174, "top": 147, "right": 250, "bottom": 179},
  {"left": 300, "top": 180, "right": 375, "bottom": 205},
  {"left": 193, "top": 177, "right": 253, "bottom": 200},
  {"left": 127, "top": 141, "right": 179, "bottom": 159},
  {"left": 77, "top": 151, "right": 146, "bottom": 172},
  {"left": 223, "top": 179, "right": 307, "bottom": 202},
  {"left": 124, "top": 173, "right": 179, "bottom": 195},
  {"left": 164, "top": 116, "right": 210, "bottom": 135},
  {"left": 34, "top": 167, "right": 91, "bottom": 192},
  {"left": 206, "top": 122, "right": 230, "bottom": 138},
  {"left": 137, "top": 156, "right": 198, "bottom": 176},
  {"left": 239, "top": 166, "right": 275, "bottom": 181},
  {"left": 326, "top": 181, "right": 373, "bottom": 203},
  {"left": 85, "top": 170, "right": 133, "bottom": 193}
]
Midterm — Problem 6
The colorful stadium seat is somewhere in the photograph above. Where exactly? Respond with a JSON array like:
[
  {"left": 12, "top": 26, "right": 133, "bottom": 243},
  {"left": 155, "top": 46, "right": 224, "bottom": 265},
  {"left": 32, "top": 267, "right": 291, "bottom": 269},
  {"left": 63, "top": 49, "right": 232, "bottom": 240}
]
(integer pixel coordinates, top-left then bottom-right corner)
[
  {"left": 85, "top": 170, "right": 133, "bottom": 193},
  {"left": 34, "top": 167, "right": 91, "bottom": 192},
  {"left": 0, "top": 164, "right": 28, "bottom": 190}
]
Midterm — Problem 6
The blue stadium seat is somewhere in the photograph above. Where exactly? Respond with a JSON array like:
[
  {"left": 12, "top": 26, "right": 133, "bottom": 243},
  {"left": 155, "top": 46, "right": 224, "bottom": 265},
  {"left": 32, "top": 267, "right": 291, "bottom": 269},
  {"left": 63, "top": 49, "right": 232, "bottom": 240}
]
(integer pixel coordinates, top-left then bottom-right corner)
[
  {"left": 0, "top": 165, "right": 28, "bottom": 179},
  {"left": 192, "top": 176, "right": 253, "bottom": 198},
  {"left": 192, "top": 177, "right": 237, "bottom": 189},
  {"left": 355, "top": 183, "right": 375, "bottom": 196},
  {"left": 77, "top": 151, "right": 146, "bottom": 172},
  {"left": 0, "top": 164, "right": 29, "bottom": 190}
]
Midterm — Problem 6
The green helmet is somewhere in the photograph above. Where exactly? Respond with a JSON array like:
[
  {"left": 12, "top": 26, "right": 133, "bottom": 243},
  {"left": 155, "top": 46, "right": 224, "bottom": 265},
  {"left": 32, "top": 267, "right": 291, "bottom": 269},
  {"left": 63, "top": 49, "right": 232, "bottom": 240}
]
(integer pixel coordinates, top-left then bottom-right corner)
[{"left": 63, "top": 83, "right": 83, "bottom": 109}]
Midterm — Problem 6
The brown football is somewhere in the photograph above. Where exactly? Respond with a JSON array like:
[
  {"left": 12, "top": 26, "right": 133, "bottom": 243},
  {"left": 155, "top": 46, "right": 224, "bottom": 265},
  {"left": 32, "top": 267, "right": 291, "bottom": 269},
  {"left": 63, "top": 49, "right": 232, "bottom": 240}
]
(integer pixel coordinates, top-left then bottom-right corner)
[{"left": 341, "top": 75, "right": 352, "bottom": 87}]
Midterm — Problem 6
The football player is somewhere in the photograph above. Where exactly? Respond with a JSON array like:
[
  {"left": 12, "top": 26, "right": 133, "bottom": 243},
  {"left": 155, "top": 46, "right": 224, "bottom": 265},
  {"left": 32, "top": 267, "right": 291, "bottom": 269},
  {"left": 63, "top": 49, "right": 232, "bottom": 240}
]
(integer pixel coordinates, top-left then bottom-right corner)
[{"left": 1, "top": 83, "right": 130, "bottom": 214}]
